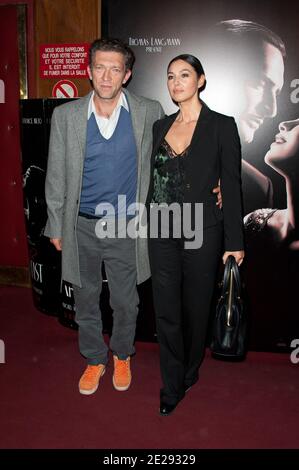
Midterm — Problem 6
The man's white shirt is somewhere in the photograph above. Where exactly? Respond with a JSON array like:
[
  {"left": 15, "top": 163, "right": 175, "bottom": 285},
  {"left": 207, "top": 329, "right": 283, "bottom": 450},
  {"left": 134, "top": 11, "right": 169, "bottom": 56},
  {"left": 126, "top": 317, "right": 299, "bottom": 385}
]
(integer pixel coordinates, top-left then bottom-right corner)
[{"left": 87, "top": 91, "right": 129, "bottom": 139}]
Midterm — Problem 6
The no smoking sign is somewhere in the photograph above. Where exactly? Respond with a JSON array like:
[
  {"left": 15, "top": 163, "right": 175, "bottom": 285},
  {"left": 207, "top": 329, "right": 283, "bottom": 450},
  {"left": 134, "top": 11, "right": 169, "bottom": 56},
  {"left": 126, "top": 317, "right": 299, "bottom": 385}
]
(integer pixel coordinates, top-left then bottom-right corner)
[{"left": 52, "top": 80, "right": 78, "bottom": 98}]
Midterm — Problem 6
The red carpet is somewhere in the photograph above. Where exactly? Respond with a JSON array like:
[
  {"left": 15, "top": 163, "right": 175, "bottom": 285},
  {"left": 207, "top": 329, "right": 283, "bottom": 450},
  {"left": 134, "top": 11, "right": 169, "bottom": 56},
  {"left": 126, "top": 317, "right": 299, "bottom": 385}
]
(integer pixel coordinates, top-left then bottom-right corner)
[{"left": 0, "top": 286, "right": 298, "bottom": 449}]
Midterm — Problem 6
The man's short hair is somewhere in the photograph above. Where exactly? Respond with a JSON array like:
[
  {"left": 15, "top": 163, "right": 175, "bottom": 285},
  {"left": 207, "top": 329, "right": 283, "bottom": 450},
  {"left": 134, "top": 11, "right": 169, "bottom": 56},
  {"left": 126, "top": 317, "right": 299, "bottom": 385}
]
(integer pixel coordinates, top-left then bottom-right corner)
[{"left": 89, "top": 38, "right": 135, "bottom": 71}]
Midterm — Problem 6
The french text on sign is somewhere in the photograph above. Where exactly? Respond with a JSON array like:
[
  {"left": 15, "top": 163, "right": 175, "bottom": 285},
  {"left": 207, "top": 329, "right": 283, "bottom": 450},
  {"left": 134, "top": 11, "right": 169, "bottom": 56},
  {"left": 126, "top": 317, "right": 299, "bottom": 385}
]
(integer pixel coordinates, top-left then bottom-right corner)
[
  {"left": 40, "top": 43, "right": 89, "bottom": 78},
  {"left": 52, "top": 80, "right": 78, "bottom": 98}
]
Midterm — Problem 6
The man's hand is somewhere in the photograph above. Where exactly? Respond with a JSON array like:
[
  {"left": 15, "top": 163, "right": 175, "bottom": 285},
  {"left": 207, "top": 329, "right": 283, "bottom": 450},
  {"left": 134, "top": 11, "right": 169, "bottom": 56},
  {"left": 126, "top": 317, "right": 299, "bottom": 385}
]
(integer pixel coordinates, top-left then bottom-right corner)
[
  {"left": 50, "top": 238, "right": 62, "bottom": 251},
  {"left": 213, "top": 179, "right": 222, "bottom": 209},
  {"left": 223, "top": 250, "right": 245, "bottom": 266}
]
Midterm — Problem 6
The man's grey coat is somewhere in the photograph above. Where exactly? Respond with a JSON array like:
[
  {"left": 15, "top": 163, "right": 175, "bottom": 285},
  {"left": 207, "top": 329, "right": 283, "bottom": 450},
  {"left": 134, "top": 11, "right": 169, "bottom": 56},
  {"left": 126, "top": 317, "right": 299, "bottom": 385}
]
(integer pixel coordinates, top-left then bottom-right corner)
[{"left": 44, "top": 89, "right": 164, "bottom": 287}]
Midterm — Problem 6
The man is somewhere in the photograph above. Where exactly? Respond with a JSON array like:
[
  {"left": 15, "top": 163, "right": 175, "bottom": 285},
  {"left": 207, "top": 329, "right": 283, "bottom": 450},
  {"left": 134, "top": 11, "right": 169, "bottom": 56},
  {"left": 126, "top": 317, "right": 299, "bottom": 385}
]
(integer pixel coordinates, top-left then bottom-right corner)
[
  {"left": 206, "top": 19, "right": 286, "bottom": 214},
  {"left": 45, "top": 38, "right": 164, "bottom": 395},
  {"left": 45, "top": 38, "right": 221, "bottom": 396}
]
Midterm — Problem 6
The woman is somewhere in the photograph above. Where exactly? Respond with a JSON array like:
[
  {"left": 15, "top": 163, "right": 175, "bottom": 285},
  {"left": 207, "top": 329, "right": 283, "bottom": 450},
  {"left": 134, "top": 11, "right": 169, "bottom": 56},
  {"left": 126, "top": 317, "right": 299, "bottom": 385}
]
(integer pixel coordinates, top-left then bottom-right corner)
[
  {"left": 244, "top": 118, "right": 299, "bottom": 351},
  {"left": 147, "top": 54, "right": 245, "bottom": 416}
]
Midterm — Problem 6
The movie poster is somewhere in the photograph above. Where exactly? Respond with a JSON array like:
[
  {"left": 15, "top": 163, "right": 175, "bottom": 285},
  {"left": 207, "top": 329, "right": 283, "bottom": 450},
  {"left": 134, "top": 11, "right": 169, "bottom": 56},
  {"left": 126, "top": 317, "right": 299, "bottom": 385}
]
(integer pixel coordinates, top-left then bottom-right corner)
[{"left": 103, "top": 0, "right": 299, "bottom": 351}]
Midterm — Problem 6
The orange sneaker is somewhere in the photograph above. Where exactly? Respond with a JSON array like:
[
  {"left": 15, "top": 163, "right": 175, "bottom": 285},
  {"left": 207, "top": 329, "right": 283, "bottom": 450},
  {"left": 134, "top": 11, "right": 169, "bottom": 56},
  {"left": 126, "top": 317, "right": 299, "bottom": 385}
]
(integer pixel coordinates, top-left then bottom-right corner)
[
  {"left": 113, "top": 355, "right": 131, "bottom": 391},
  {"left": 79, "top": 364, "right": 105, "bottom": 395}
]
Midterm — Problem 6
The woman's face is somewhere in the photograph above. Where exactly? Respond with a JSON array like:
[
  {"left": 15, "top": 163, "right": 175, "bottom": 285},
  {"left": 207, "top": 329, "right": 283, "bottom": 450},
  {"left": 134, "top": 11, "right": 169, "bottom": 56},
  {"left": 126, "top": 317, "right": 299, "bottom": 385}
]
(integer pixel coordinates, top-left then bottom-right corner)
[
  {"left": 167, "top": 59, "right": 204, "bottom": 104},
  {"left": 265, "top": 118, "right": 299, "bottom": 170}
]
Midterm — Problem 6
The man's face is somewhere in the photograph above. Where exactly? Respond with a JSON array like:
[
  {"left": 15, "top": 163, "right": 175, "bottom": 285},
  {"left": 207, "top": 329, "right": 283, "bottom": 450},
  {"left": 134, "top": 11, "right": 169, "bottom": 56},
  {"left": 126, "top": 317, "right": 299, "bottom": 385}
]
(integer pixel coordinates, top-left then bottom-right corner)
[
  {"left": 239, "top": 42, "right": 284, "bottom": 144},
  {"left": 87, "top": 50, "right": 131, "bottom": 101}
]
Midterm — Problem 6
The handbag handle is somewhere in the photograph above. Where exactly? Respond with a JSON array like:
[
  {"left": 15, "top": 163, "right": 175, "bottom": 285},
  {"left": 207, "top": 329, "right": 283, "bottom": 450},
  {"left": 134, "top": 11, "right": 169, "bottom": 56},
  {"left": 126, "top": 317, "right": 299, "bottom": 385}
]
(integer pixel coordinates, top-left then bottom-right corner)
[{"left": 221, "top": 255, "right": 241, "bottom": 298}]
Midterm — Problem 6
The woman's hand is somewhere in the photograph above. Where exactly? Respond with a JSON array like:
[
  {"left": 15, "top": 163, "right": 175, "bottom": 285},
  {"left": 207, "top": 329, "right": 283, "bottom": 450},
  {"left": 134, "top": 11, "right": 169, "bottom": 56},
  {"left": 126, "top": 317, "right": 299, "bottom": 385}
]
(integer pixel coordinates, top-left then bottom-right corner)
[
  {"left": 50, "top": 238, "right": 62, "bottom": 251},
  {"left": 223, "top": 250, "right": 245, "bottom": 266},
  {"left": 212, "top": 179, "right": 222, "bottom": 208}
]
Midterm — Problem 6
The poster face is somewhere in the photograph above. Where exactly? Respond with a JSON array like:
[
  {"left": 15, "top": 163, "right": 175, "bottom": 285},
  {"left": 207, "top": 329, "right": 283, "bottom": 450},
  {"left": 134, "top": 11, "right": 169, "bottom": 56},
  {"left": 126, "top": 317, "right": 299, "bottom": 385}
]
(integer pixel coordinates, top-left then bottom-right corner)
[{"left": 104, "top": 0, "right": 299, "bottom": 351}]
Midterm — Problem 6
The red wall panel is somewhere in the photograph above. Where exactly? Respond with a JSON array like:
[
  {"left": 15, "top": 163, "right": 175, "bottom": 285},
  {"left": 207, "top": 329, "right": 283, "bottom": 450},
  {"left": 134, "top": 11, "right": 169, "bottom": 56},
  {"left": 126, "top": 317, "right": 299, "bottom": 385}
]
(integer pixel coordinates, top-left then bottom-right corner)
[{"left": 0, "top": 5, "right": 28, "bottom": 266}]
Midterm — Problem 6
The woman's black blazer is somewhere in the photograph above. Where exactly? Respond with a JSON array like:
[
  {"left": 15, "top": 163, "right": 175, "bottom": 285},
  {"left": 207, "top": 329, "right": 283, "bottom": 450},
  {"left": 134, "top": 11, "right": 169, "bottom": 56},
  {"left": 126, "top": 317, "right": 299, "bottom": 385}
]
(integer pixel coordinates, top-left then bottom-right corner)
[{"left": 147, "top": 102, "right": 244, "bottom": 251}]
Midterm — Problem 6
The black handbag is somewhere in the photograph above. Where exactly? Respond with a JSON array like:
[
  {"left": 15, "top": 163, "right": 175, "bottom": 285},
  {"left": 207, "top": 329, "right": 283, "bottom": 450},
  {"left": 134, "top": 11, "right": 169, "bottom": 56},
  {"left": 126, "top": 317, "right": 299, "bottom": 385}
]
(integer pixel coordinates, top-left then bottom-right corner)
[{"left": 210, "top": 255, "right": 247, "bottom": 360}]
